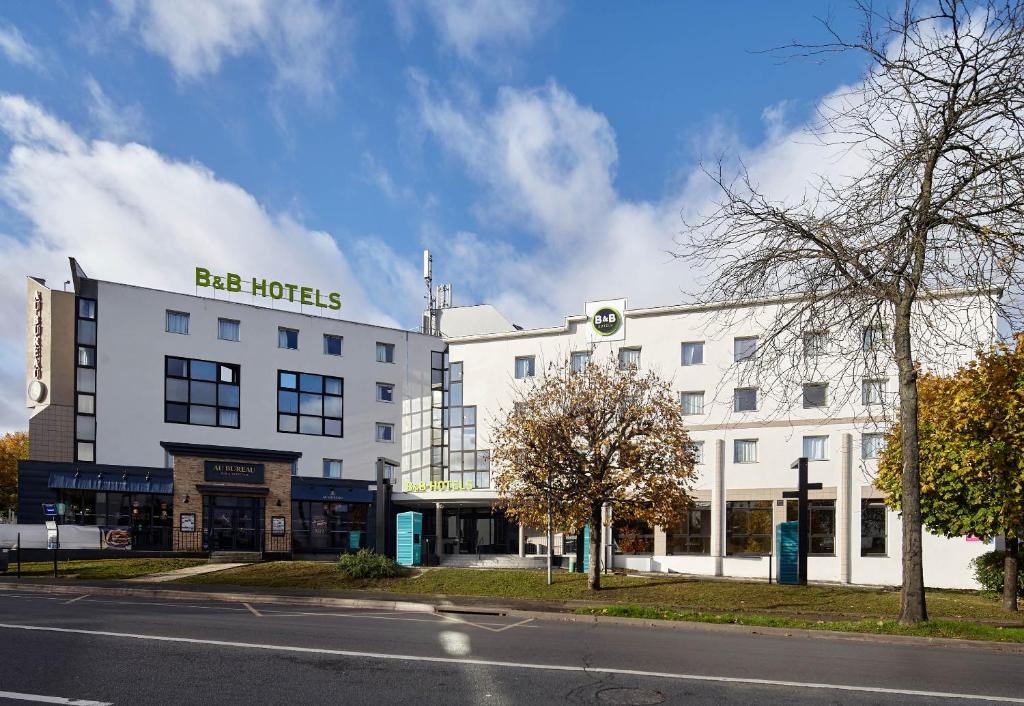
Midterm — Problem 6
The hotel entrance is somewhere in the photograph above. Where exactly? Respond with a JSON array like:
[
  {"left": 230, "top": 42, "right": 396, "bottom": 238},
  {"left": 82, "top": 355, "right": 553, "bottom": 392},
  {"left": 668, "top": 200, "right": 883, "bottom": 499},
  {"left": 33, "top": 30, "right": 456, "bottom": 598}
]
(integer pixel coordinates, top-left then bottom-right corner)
[
  {"left": 204, "top": 495, "right": 263, "bottom": 552},
  {"left": 441, "top": 507, "right": 517, "bottom": 554}
]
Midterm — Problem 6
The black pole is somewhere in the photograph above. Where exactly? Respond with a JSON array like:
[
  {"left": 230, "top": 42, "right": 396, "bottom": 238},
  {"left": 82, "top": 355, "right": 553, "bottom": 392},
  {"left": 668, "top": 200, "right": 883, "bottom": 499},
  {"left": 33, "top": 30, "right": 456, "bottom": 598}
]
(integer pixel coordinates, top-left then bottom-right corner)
[
  {"left": 16, "top": 532, "right": 20, "bottom": 579},
  {"left": 797, "top": 458, "right": 809, "bottom": 586},
  {"left": 53, "top": 524, "right": 59, "bottom": 579}
]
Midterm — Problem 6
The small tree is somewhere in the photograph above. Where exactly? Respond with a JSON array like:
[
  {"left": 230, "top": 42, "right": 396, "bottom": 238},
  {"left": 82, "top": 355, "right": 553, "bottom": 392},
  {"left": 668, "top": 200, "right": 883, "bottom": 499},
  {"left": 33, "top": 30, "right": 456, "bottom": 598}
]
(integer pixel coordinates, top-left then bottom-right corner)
[
  {"left": 492, "top": 358, "right": 697, "bottom": 590},
  {"left": 877, "top": 336, "right": 1024, "bottom": 611},
  {"left": 0, "top": 431, "right": 28, "bottom": 514}
]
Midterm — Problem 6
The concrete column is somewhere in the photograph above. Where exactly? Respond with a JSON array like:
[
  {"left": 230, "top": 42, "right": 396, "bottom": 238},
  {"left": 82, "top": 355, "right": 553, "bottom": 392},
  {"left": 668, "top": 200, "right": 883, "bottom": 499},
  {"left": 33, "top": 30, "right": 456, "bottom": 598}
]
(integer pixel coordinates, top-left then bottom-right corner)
[
  {"left": 711, "top": 438, "right": 725, "bottom": 576},
  {"left": 653, "top": 525, "right": 667, "bottom": 556},
  {"left": 435, "top": 503, "right": 444, "bottom": 557},
  {"left": 838, "top": 433, "right": 853, "bottom": 583},
  {"left": 518, "top": 522, "right": 525, "bottom": 557},
  {"left": 602, "top": 504, "right": 612, "bottom": 572}
]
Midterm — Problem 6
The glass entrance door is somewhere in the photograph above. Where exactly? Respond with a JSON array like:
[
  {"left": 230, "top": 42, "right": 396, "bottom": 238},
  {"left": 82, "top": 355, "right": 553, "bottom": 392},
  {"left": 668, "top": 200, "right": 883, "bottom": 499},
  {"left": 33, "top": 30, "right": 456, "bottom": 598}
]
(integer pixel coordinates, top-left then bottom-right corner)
[
  {"left": 204, "top": 496, "right": 263, "bottom": 551},
  {"left": 444, "top": 507, "right": 516, "bottom": 554}
]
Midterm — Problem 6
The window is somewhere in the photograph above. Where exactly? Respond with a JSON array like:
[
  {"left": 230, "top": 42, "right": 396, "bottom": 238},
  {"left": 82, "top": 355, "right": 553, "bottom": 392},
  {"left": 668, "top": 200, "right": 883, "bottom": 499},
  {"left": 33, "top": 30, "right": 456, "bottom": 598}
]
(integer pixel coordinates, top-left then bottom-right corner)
[
  {"left": 164, "top": 356, "right": 240, "bottom": 428},
  {"left": 323, "top": 334, "right": 343, "bottom": 356},
  {"left": 679, "top": 391, "right": 704, "bottom": 415},
  {"left": 218, "top": 318, "right": 239, "bottom": 342},
  {"left": 666, "top": 503, "right": 711, "bottom": 554},
  {"left": 76, "top": 297, "right": 98, "bottom": 463},
  {"left": 322, "top": 459, "right": 343, "bottom": 479},
  {"left": 618, "top": 347, "right": 641, "bottom": 369},
  {"left": 862, "top": 379, "right": 886, "bottom": 406},
  {"left": 278, "top": 327, "right": 298, "bottom": 350},
  {"left": 726, "top": 500, "right": 772, "bottom": 555},
  {"left": 166, "top": 310, "right": 189, "bottom": 335},
  {"left": 734, "top": 336, "right": 758, "bottom": 362},
  {"left": 514, "top": 356, "right": 535, "bottom": 379},
  {"left": 78, "top": 299, "right": 96, "bottom": 320},
  {"left": 803, "top": 331, "right": 826, "bottom": 357},
  {"left": 376, "top": 342, "right": 395, "bottom": 363},
  {"left": 277, "top": 370, "right": 343, "bottom": 436},
  {"left": 613, "top": 519, "right": 653, "bottom": 554},
  {"left": 786, "top": 499, "right": 836, "bottom": 554},
  {"left": 861, "top": 499, "right": 887, "bottom": 555},
  {"left": 802, "top": 383, "right": 828, "bottom": 408},
  {"left": 734, "top": 439, "right": 758, "bottom": 463},
  {"left": 734, "top": 387, "right": 757, "bottom": 412},
  {"left": 802, "top": 435, "right": 828, "bottom": 460},
  {"left": 862, "top": 325, "right": 884, "bottom": 351},
  {"left": 690, "top": 440, "right": 705, "bottom": 464},
  {"left": 681, "top": 341, "right": 704, "bottom": 366},
  {"left": 570, "top": 351, "right": 591, "bottom": 373},
  {"left": 862, "top": 433, "right": 885, "bottom": 459},
  {"left": 376, "top": 382, "right": 395, "bottom": 402},
  {"left": 376, "top": 422, "right": 394, "bottom": 442}
]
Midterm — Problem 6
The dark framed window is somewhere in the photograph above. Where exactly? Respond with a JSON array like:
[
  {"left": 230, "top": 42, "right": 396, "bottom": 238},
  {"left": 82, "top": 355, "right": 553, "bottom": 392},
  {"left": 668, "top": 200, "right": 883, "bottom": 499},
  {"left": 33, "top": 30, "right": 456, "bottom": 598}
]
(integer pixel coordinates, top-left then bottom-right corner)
[
  {"left": 165, "top": 310, "right": 189, "bottom": 335},
  {"left": 278, "top": 327, "right": 299, "bottom": 350},
  {"left": 376, "top": 382, "right": 394, "bottom": 402},
  {"left": 861, "top": 499, "right": 887, "bottom": 556},
  {"left": 666, "top": 503, "right": 711, "bottom": 554},
  {"left": 376, "top": 342, "right": 395, "bottom": 363},
  {"left": 218, "top": 318, "right": 240, "bottom": 341},
  {"left": 802, "top": 383, "right": 827, "bottom": 408},
  {"left": 726, "top": 500, "right": 772, "bottom": 555},
  {"left": 786, "top": 499, "right": 836, "bottom": 555},
  {"left": 277, "top": 369, "right": 343, "bottom": 436},
  {"left": 376, "top": 422, "right": 394, "bottom": 442},
  {"left": 165, "top": 356, "right": 240, "bottom": 428},
  {"left": 323, "top": 334, "right": 343, "bottom": 356},
  {"left": 734, "top": 387, "right": 757, "bottom": 412},
  {"left": 323, "top": 459, "right": 342, "bottom": 479},
  {"left": 514, "top": 355, "right": 535, "bottom": 378}
]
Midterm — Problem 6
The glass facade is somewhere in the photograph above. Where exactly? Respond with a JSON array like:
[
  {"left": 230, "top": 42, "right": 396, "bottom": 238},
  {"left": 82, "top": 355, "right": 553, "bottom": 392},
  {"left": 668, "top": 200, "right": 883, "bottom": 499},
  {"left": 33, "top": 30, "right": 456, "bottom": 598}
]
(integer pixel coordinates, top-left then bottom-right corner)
[
  {"left": 55, "top": 489, "right": 173, "bottom": 549},
  {"left": 75, "top": 297, "right": 98, "bottom": 463},
  {"left": 666, "top": 503, "right": 711, "bottom": 554},
  {"left": 726, "top": 500, "right": 772, "bottom": 555},
  {"left": 165, "top": 357, "right": 241, "bottom": 428},
  {"left": 291, "top": 500, "right": 369, "bottom": 553},
  {"left": 277, "top": 370, "right": 343, "bottom": 437}
]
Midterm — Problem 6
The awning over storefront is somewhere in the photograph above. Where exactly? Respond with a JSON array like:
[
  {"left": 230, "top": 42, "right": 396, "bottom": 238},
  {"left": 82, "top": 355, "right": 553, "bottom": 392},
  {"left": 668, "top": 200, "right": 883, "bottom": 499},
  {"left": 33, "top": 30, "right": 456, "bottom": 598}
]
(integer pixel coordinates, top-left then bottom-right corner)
[
  {"left": 48, "top": 471, "right": 173, "bottom": 495},
  {"left": 291, "top": 482, "right": 373, "bottom": 503}
]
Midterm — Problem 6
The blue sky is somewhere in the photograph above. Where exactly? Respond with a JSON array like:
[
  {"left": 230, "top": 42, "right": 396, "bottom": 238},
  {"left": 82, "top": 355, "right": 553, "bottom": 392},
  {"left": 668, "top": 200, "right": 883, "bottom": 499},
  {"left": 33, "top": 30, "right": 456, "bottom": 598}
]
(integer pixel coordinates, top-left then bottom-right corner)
[{"left": 0, "top": 1, "right": 875, "bottom": 431}]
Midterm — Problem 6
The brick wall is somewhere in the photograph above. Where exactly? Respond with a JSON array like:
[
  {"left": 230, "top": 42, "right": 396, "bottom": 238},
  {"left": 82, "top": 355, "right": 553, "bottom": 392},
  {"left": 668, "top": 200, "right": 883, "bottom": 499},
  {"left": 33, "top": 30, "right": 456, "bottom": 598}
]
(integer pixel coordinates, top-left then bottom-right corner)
[{"left": 172, "top": 454, "right": 292, "bottom": 551}]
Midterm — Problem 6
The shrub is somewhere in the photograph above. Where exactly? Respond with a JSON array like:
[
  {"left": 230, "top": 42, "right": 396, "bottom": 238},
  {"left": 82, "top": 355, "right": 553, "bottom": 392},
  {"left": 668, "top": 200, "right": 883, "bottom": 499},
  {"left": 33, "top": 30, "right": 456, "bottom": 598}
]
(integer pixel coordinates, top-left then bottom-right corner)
[
  {"left": 338, "top": 549, "right": 407, "bottom": 579},
  {"left": 970, "top": 551, "right": 1024, "bottom": 597}
]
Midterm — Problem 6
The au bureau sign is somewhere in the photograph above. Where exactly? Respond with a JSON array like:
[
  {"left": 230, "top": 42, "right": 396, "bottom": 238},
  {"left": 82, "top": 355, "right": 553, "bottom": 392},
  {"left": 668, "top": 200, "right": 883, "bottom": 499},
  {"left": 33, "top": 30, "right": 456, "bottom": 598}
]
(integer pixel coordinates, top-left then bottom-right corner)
[{"left": 204, "top": 461, "right": 264, "bottom": 484}]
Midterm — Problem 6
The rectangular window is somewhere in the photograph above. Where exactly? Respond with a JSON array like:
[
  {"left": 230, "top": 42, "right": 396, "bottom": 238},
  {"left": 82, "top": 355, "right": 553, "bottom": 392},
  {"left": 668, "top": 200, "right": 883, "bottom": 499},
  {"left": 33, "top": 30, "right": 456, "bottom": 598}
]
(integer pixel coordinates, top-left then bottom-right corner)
[
  {"left": 570, "top": 351, "right": 591, "bottom": 373},
  {"left": 862, "top": 379, "right": 885, "bottom": 405},
  {"left": 690, "top": 440, "right": 705, "bottom": 464},
  {"left": 218, "top": 318, "right": 240, "bottom": 341},
  {"left": 78, "top": 299, "right": 96, "bottom": 320},
  {"left": 164, "top": 356, "right": 240, "bottom": 428},
  {"left": 802, "top": 435, "right": 828, "bottom": 460},
  {"left": 726, "top": 500, "right": 772, "bottom": 555},
  {"left": 861, "top": 499, "right": 887, "bottom": 556},
  {"left": 681, "top": 341, "right": 704, "bottom": 366},
  {"left": 376, "top": 422, "right": 394, "bottom": 442},
  {"left": 278, "top": 327, "right": 298, "bottom": 350},
  {"left": 77, "top": 345, "right": 96, "bottom": 367},
  {"left": 862, "top": 433, "right": 885, "bottom": 459},
  {"left": 613, "top": 519, "right": 653, "bottom": 555},
  {"left": 165, "top": 310, "right": 189, "bottom": 335},
  {"left": 376, "top": 382, "right": 395, "bottom": 402},
  {"left": 618, "top": 347, "right": 641, "bottom": 370},
  {"left": 322, "top": 459, "right": 343, "bottom": 479},
  {"left": 376, "top": 342, "right": 395, "bottom": 363},
  {"left": 733, "top": 439, "right": 758, "bottom": 463},
  {"left": 514, "top": 356, "right": 536, "bottom": 379},
  {"left": 734, "top": 387, "right": 757, "bottom": 412},
  {"left": 786, "top": 499, "right": 836, "bottom": 555},
  {"left": 323, "top": 334, "right": 343, "bottom": 356},
  {"left": 802, "top": 383, "right": 827, "bottom": 408},
  {"left": 862, "top": 326, "right": 884, "bottom": 351},
  {"left": 277, "top": 369, "right": 343, "bottom": 437},
  {"left": 679, "top": 391, "right": 704, "bottom": 416},
  {"left": 803, "top": 331, "right": 826, "bottom": 357},
  {"left": 734, "top": 336, "right": 758, "bottom": 362},
  {"left": 666, "top": 503, "right": 711, "bottom": 554}
]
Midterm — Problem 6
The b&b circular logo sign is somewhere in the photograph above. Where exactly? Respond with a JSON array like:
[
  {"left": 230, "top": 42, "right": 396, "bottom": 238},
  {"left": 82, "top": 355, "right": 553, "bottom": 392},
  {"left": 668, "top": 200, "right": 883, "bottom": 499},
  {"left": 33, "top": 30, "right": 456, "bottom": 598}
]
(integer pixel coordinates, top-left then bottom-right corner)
[{"left": 592, "top": 307, "right": 622, "bottom": 336}]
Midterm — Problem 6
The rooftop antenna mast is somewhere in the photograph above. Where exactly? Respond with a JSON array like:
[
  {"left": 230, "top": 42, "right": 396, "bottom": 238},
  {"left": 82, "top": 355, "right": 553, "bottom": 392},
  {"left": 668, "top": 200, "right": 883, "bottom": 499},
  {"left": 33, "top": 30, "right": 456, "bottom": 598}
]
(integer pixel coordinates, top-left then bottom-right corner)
[{"left": 423, "top": 250, "right": 437, "bottom": 336}]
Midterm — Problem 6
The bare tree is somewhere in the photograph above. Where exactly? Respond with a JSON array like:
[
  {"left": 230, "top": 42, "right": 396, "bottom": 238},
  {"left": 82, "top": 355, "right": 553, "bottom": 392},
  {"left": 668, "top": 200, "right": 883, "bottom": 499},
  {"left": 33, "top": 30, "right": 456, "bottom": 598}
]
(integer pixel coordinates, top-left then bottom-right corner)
[
  {"left": 678, "top": 0, "right": 1024, "bottom": 624},
  {"left": 491, "top": 358, "right": 698, "bottom": 590}
]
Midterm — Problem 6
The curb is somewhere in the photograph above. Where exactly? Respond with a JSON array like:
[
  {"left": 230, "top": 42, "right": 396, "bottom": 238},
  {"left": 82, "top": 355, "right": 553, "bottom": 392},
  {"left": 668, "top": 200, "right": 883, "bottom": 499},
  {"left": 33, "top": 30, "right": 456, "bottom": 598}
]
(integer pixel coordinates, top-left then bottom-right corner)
[{"left": 1, "top": 580, "right": 1022, "bottom": 655}]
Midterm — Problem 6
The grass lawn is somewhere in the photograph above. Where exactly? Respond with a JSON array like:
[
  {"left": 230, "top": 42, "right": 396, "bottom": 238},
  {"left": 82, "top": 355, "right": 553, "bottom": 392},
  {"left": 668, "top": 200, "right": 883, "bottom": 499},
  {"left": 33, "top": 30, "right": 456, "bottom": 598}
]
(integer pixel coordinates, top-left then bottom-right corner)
[
  {"left": 177, "top": 562, "right": 1015, "bottom": 623},
  {"left": 6, "top": 558, "right": 207, "bottom": 580}
]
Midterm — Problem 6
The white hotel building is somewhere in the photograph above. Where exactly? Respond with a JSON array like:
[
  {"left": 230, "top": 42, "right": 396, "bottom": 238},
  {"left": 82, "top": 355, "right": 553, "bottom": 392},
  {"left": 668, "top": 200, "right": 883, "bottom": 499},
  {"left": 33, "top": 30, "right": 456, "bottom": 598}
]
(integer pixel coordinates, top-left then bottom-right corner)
[{"left": 18, "top": 258, "right": 1001, "bottom": 589}]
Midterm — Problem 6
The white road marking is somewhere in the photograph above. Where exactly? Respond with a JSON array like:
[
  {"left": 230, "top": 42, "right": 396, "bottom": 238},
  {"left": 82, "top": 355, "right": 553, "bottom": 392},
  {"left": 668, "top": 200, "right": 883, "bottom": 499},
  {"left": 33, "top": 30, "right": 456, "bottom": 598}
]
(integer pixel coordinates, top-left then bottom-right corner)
[
  {"left": 0, "top": 689, "right": 110, "bottom": 705},
  {"left": 63, "top": 595, "right": 88, "bottom": 605},
  {"left": 440, "top": 612, "right": 536, "bottom": 633},
  {"left": 0, "top": 622, "right": 1018, "bottom": 703},
  {"left": 241, "top": 602, "right": 262, "bottom": 617}
]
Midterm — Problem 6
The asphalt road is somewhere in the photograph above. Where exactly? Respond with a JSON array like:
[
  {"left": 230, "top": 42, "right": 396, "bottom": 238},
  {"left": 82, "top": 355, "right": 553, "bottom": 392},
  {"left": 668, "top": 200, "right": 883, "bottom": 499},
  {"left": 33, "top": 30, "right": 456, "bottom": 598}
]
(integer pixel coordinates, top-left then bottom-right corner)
[{"left": 0, "top": 588, "right": 1021, "bottom": 705}]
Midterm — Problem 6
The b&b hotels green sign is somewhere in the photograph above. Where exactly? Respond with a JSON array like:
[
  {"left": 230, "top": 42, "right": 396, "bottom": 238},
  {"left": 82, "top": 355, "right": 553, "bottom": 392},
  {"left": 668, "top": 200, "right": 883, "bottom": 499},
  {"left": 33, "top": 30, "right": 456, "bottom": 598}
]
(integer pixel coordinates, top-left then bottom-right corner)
[{"left": 196, "top": 266, "right": 342, "bottom": 310}]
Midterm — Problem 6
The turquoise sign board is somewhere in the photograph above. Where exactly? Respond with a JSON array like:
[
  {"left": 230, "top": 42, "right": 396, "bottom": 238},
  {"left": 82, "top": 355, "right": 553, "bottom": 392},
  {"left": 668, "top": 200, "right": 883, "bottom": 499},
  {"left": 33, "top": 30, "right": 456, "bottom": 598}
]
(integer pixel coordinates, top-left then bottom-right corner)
[
  {"left": 396, "top": 511, "right": 423, "bottom": 567},
  {"left": 776, "top": 521, "right": 799, "bottom": 585}
]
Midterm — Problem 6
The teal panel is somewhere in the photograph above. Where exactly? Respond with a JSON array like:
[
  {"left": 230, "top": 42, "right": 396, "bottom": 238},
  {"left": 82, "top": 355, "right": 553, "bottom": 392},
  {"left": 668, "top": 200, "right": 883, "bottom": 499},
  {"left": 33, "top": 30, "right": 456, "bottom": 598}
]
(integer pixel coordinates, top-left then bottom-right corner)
[
  {"left": 776, "top": 521, "right": 799, "bottom": 585},
  {"left": 583, "top": 525, "right": 590, "bottom": 573},
  {"left": 396, "top": 511, "right": 423, "bottom": 567}
]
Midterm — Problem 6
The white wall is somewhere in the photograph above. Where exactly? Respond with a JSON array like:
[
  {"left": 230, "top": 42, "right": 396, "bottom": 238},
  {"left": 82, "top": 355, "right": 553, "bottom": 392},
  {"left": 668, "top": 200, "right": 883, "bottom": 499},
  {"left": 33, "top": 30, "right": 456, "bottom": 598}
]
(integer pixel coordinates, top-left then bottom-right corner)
[{"left": 93, "top": 281, "right": 445, "bottom": 481}]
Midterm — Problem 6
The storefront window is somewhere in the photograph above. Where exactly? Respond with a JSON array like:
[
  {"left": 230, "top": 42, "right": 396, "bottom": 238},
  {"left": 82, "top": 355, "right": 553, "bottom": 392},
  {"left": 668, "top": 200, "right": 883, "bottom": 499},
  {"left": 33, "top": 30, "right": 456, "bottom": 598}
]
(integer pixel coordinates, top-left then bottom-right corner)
[
  {"left": 666, "top": 503, "right": 711, "bottom": 554},
  {"left": 726, "top": 500, "right": 772, "bottom": 555},
  {"left": 55, "top": 490, "right": 172, "bottom": 549},
  {"left": 786, "top": 499, "right": 836, "bottom": 555},
  {"left": 613, "top": 519, "right": 654, "bottom": 555},
  {"left": 291, "top": 500, "right": 369, "bottom": 553}
]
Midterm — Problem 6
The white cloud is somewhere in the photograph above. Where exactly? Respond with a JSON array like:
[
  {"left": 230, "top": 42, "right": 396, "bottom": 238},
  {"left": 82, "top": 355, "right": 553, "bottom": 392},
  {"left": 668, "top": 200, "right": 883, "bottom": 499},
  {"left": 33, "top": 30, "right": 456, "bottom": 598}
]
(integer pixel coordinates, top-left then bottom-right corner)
[
  {"left": 414, "top": 78, "right": 871, "bottom": 329},
  {"left": 392, "top": 0, "right": 559, "bottom": 62},
  {"left": 0, "top": 21, "right": 42, "bottom": 69},
  {"left": 85, "top": 76, "right": 148, "bottom": 142},
  {"left": 110, "top": 0, "right": 347, "bottom": 99},
  {"left": 0, "top": 94, "right": 415, "bottom": 433}
]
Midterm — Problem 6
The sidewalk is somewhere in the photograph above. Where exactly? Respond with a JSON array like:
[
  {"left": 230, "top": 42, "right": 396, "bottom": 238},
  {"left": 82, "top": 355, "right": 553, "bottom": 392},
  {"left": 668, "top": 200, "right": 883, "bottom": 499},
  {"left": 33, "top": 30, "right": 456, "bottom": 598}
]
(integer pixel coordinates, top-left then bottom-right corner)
[{"left": 124, "top": 563, "right": 253, "bottom": 583}]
